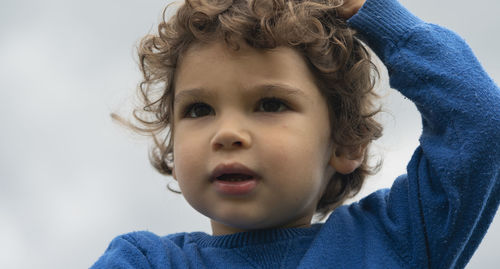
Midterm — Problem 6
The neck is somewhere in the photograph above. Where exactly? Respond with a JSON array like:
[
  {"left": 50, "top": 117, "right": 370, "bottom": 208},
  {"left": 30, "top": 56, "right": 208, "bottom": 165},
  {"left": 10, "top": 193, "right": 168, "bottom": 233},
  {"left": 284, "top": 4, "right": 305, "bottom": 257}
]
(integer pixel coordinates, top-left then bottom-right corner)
[{"left": 210, "top": 216, "right": 313, "bottom": 236}]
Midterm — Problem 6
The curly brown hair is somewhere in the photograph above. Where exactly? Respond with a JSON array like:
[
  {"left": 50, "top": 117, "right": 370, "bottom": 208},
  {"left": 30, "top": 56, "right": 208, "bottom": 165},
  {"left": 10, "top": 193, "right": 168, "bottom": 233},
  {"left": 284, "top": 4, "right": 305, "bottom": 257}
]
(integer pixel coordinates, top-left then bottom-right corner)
[{"left": 125, "top": 0, "right": 383, "bottom": 219}]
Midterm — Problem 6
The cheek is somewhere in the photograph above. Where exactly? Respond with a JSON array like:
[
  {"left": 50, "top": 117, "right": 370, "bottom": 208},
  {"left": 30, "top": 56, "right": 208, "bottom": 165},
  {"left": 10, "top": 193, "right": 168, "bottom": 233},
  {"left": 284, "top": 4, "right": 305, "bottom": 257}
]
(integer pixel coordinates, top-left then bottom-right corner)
[
  {"left": 172, "top": 134, "right": 205, "bottom": 181},
  {"left": 263, "top": 128, "right": 325, "bottom": 176},
  {"left": 276, "top": 124, "right": 330, "bottom": 184}
]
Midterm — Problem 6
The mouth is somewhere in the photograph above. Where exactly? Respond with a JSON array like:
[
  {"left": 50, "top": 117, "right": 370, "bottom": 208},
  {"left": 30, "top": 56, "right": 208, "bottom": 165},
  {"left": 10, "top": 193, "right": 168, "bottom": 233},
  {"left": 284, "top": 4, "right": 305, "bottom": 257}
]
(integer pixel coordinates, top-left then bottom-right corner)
[
  {"left": 210, "top": 162, "right": 259, "bottom": 182},
  {"left": 215, "top": 173, "right": 255, "bottom": 182},
  {"left": 210, "top": 163, "right": 260, "bottom": 195}
]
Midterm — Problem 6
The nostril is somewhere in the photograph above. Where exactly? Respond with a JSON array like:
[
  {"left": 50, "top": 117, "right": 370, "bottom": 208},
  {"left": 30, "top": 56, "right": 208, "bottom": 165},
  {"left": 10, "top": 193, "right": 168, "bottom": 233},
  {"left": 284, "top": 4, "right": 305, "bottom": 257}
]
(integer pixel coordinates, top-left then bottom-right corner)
[{"left": 211, "top": 130, "right": 250, "bottom": 150}]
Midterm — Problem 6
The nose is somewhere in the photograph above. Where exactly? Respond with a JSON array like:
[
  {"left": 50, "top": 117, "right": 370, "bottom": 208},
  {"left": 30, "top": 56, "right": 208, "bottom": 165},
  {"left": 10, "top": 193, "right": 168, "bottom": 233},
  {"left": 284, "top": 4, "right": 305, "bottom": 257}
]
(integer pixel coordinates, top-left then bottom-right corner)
[{"left": 210, "top": 115, "right": 251, "bottom": 151}]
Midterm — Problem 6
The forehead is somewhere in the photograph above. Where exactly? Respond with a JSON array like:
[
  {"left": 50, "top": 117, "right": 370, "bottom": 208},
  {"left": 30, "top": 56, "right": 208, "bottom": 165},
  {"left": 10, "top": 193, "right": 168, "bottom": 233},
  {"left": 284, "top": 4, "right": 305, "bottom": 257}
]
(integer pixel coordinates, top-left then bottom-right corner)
[
  {"left": 178, "top": 40, "right": 306, "bottom": 68},
  {"left": 173, "top": 41, "right": 322, "bottom": 99}
]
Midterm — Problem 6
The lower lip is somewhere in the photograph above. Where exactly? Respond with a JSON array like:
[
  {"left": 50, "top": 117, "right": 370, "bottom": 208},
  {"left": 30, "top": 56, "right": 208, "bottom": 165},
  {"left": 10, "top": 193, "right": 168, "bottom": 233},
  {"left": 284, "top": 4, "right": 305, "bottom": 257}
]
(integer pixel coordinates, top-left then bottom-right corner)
[{"left": 214, "top": 178, "right": 258, "bottom": 195}]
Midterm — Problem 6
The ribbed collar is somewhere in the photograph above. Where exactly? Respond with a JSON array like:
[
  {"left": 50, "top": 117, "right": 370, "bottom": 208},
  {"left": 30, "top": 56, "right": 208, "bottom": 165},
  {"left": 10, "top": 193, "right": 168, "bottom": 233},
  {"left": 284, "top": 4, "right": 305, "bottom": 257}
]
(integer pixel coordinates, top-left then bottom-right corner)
[{"left": 188, "top": 223, "right": 322, "bottom": 248}]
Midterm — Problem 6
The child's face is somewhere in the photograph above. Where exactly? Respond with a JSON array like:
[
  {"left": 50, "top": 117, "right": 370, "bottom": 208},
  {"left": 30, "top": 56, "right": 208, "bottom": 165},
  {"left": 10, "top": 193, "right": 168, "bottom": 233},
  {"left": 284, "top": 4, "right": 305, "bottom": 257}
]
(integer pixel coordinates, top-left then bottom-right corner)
[{"left": 171, "top": 40, "right": 337, "bottom": 235}]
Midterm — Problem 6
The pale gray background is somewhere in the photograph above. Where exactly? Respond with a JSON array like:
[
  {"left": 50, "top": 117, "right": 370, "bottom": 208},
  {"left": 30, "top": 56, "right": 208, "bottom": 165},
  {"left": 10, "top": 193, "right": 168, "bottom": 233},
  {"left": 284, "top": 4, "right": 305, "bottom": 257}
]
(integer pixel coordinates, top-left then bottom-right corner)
[{"left": 0, "top": 0, "right": 498, "bottom": 268}]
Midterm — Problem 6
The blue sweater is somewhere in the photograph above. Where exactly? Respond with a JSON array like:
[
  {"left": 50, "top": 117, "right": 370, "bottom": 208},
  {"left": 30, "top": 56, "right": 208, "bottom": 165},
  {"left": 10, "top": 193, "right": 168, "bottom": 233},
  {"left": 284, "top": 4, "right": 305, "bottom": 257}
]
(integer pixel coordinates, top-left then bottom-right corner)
[{"left": 92, "top": 0, "right": 500, "bottom": 268}]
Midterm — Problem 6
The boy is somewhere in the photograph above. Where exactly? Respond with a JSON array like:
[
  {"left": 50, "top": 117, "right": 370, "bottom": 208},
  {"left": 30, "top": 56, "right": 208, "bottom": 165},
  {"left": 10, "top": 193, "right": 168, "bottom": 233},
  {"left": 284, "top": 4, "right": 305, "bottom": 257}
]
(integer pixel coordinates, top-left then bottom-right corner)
[{"left": 93, "top": 0, "right": 500, "bottom": 268}]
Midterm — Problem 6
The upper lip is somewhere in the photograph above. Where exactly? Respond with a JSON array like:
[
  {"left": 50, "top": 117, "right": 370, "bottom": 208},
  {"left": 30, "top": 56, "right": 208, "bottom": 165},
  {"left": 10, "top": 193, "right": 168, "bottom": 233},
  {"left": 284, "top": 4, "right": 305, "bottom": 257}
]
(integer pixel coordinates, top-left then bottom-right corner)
[{"left": 210, "top": 162, "right": 259, "bottom": 181}]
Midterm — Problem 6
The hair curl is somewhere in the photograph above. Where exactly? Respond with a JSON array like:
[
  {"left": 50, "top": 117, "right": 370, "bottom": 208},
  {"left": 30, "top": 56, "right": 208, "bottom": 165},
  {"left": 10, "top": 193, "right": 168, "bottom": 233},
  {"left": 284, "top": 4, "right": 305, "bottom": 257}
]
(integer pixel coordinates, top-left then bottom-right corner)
[{"left": 127, "top": 0, "right": 383, "bottom": 219}]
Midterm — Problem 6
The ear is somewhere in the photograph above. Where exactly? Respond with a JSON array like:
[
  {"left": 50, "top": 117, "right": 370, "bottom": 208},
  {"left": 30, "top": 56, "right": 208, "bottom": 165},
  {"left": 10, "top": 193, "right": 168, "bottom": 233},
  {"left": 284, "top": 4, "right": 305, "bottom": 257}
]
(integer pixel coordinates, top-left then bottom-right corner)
[{"left": 329, "top": 144, "right": 367, "bottom": 175}]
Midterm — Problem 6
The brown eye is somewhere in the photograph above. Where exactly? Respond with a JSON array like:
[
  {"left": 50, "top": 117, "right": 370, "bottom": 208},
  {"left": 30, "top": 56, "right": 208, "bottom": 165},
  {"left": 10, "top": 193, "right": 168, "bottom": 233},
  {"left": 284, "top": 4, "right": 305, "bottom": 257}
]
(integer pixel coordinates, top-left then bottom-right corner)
[
  {"left": 184, "top": 103, "right": 213, "bottom": 118},
  {"left": 258, "top": 98, "right": 288, "bottom": 113}
]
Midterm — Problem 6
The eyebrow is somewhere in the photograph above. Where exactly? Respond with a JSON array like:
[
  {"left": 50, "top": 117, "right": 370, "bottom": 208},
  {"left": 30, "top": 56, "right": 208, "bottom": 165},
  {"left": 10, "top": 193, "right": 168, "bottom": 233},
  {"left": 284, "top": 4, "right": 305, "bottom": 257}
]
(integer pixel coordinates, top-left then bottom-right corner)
[{"left": 173, "top": 83, "right": 310, "bottom": 106}]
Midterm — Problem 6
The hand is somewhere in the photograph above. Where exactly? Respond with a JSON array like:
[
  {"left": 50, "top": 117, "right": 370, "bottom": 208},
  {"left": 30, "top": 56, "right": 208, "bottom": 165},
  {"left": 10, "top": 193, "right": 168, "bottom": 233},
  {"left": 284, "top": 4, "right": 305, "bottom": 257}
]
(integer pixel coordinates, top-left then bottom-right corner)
[{"left": 336, "top": 0, "right": 366, "bottom": 19}]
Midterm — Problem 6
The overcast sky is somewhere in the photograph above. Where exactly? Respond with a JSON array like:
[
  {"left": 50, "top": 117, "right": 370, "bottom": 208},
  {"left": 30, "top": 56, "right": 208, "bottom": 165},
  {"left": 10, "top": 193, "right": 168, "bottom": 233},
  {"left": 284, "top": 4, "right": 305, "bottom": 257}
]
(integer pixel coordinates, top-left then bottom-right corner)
[{"left": 0, "top": 0, "right": 499, "bottom": 268}]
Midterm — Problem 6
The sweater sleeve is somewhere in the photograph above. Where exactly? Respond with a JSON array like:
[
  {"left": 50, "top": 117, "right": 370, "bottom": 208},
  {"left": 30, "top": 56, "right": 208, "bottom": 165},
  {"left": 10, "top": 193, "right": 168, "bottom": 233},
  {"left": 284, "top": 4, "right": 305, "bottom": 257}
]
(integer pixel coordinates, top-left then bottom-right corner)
[{"left": 347, "top": 0, "right": 500, "bottom": 268}]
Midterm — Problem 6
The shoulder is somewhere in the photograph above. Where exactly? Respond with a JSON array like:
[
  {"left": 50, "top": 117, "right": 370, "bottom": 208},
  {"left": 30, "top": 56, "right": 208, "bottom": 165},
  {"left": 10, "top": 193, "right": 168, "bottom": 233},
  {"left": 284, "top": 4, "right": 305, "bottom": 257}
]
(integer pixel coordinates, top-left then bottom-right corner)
[
  {"left": 112, "top": 230, "right": 194, "bottom": 247},
  {"left": 91, "top": 231, "right": 191, "bottom": 269}
]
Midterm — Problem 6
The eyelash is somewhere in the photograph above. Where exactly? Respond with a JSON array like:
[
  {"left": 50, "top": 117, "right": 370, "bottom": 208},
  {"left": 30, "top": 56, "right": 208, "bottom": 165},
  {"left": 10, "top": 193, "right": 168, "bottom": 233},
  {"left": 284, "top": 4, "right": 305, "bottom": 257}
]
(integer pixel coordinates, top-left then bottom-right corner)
[{"left": 181, "top": 97, "right": 290, "bottom": 119}]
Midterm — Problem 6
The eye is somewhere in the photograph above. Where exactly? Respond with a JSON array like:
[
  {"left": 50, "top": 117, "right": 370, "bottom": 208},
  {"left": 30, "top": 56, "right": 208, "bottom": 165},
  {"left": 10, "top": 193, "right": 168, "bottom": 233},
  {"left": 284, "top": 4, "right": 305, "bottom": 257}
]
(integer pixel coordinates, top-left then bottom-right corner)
[
  {"left": 257, "top": 97, "right": 289, "bottom": 113},
  {"left": 183, "top": 102, "right": 213, "bottom": 118}
]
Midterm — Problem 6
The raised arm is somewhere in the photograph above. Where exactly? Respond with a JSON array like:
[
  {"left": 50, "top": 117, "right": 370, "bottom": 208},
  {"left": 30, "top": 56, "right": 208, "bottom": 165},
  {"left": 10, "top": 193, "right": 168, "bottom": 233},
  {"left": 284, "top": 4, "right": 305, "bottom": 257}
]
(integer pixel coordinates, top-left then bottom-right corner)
[{"left": 345, "top": 0, "right": 500, "bottom": 267}]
